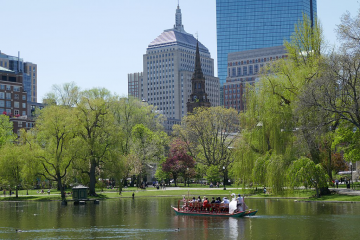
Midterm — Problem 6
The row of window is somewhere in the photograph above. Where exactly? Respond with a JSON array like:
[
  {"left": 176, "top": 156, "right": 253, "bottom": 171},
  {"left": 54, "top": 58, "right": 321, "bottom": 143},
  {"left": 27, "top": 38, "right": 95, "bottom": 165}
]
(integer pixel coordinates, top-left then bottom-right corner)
[
  {"left": 0, "top": 92, "right": 26, "bottom": 100},
  {"left": 0, "top": 108, "right": 26, "bottom": 116},
  {"left": 0, "top": 84, "right": 21, "bottom": 91},
  {"left": 228, "top": 55, "right": 286, "bottom": 67},
  {"left": 0, "top": 100, "right": 26, "bottom": 108},
  {"left": 228, "top": 64, "right": 262, "bottom": 77}
]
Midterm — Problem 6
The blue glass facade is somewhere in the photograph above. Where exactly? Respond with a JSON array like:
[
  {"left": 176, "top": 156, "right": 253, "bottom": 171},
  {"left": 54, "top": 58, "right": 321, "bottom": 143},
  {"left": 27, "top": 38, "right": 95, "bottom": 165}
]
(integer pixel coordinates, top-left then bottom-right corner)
[{"left": 216, "top": 0, "right": 317, "bottom": 86}]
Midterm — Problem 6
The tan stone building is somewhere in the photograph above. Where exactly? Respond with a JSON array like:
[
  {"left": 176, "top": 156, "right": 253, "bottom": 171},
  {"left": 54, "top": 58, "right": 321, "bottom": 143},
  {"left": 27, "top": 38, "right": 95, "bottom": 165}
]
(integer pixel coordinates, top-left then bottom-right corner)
[{"left": 130, "top": 5, "right": 219, "bottom": 132}]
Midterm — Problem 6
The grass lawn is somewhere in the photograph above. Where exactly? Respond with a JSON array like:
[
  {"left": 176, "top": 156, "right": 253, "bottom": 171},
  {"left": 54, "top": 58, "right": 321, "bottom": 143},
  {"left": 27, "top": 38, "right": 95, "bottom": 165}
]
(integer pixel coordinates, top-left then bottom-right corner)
[
  {"left": 308, "top": 194, "right": 360, "bottom": 202},
  {"left": 1, "top": 187, "right": 359, "bottom": 202}
]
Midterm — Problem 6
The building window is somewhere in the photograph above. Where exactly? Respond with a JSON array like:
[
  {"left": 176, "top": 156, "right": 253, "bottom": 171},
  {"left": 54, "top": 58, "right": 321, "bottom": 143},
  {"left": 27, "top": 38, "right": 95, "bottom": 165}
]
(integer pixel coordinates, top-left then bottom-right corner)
[
  {"left": 0, "top": 92, "right": 4, "bottom": 99},
  {"left": 249, "top": 65, "right": 253, "bottom": 75},
  {"left": 14, "top": 94, "right": 19, "bottom": 99},
  {"left": 232, "top": 68, "right": 236, "bottom": 77},
  {"left": 6, "top": 109, "right": 11, "bottom": 114},
  {"left": 6, "top": 85, "right": 11, "bottom": 90},
  {"left": 22, "top": 103, "right": 26, "bottom": 108},
  {"left": 0, "top": 85, "right": 4, "bottom": 90},
  {"left": 14, "top": 110, "right": 19, "bottom": 116},
  {"left": 6, "top": 93, "right": 11, "bottom": 99},
  {"left": 0, "top": 100, "right": 4, "bottom": 107},
  {"left": 22, "top": 95, "right": 26, "bottom": 100},
  {"left": 22, "top": 111, "right": 26, "bottom": 116},
  {"left": 6, "top": 101, "right": 11, "bottom": 108},
  {"left": 14, "top": 102, "right": 19, "bottom": 108}
]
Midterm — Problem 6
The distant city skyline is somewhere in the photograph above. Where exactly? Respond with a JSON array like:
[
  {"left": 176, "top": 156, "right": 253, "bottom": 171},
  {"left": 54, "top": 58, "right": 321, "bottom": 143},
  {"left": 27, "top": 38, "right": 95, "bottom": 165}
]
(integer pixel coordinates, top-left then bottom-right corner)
[{"left": 0, "top": 0, "right": 358, "bottom": 102}]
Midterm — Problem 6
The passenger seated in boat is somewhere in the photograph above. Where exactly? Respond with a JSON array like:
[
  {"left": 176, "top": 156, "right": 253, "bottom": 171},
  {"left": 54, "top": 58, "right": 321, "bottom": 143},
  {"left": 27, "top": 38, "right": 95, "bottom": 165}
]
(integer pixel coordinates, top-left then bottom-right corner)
[
  {"left": 215, "top": 197, "right": 221, "bottom": 203},
  {"left": 237, "top": 194, "right": 244, "bottom": 212},
  {"left": 211, "top": 197, "right": 216, "bottom": 203},
  {"left": 203, "top": 198, "right": 209, "bottom": 210},
  {"left": 197, "top": 196, "right": 202, "bottom": 202},
  {"left": 191, "top": 197, "right": 196, "bottom": 202},
  {"left": 222, "top": 197, "right": 230, "bottom": 204}
]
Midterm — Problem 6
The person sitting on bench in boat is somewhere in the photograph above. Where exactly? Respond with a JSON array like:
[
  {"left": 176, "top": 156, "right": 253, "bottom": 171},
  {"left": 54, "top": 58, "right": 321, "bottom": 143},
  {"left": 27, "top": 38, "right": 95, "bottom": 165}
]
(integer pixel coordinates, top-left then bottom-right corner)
[
  {"left": 197, "top": 196, "right": 202, "bottom": 202},
  {"left": 237, "top": 194, "right": 244, "bottom": 212},
  {"left": 222, "top": 197, "right": 230, "bottom": 204},
  {"left": 203, "top": 197, "right": 209, "bottom": 211}
]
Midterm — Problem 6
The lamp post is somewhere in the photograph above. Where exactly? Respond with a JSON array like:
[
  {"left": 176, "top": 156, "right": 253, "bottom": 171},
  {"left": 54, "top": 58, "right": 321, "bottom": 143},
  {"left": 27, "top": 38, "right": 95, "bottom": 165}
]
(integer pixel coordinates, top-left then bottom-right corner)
[
  {"left": 350, "top": 162, "right": 353, "bottom": 190},
  {"left": 223, "top": 166, "right": 226, "bottom": 190},
  {"left": 187, "top": 168, "right": 189, "bottom": 187}
]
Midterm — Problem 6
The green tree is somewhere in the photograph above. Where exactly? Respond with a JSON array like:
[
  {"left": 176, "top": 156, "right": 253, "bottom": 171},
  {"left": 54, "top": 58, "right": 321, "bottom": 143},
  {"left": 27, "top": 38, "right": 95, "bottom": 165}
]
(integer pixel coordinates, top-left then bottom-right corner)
[
  {"left": 174, "top": 106, "right": 239, "bottom": 169},
  {"left": 110, "top": 96, "right": 165, "bottom": 188},
  {"left": 0, "top": 114, "right": 16, "bottom": 147},
  {"left": 43, "top": 82, "right": 80, "bottom": 107},
  {"left": 233, "top": 15, "right": 325, "bottom": 192},
  {"left": 73, "top": 88, "right": 115, "bottom": 196},
  {"left": 132, "top": 124, "right": 168, "bottom": 186},
  {"left": 0, "top": 144, "right": 24, "bottom": 197},
  {"left": 287, "top": 157, "right": 328, "bottom": 198},
  {"left": 205, "top": 165, "right": 221, "bottom": 185},
  {"left": 34, "top": 105, "right": 77, "bottom": 200}
]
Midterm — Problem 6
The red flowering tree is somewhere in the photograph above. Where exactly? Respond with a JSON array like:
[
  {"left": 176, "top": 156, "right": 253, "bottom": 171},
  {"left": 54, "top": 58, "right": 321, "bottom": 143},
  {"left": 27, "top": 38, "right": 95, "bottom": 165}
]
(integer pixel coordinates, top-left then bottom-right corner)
[{"left": 162, "top": 138, "right": 195, "bottom": 187}]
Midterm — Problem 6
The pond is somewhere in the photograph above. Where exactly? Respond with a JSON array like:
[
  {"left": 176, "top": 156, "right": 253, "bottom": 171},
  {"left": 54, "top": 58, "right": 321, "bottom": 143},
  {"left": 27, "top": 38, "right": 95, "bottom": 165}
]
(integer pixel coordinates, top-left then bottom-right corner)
[{"left": 0, "top": 197, "right": 359, "bottom": 239}]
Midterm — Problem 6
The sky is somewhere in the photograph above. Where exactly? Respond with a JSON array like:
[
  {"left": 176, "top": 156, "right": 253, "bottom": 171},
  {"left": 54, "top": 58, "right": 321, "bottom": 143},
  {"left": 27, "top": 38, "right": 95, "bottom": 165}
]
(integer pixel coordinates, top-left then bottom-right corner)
[{"left": 0, "top": 0, "right": 359, "bottom": 102}]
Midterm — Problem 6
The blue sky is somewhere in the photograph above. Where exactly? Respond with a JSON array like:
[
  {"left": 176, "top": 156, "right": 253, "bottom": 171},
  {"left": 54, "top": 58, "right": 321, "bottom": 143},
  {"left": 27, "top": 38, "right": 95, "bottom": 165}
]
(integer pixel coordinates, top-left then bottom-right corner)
[{"left": 0, "top": 0, "right": 358, "bottom": 101}]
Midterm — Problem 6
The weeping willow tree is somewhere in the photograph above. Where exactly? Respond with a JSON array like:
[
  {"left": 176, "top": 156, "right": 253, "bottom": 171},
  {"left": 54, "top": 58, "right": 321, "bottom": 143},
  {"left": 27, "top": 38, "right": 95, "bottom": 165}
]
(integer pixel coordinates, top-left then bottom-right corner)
[{"left": 232, "top": 15, "right": 325, "bottom": 194}]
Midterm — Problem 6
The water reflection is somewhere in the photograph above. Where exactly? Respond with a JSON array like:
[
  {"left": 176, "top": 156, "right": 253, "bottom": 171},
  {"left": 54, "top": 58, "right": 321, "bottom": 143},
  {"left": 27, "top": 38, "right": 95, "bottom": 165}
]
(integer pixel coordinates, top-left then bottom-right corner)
[{"left": 0, "top": 198, "right": 359, "bottom": 239}]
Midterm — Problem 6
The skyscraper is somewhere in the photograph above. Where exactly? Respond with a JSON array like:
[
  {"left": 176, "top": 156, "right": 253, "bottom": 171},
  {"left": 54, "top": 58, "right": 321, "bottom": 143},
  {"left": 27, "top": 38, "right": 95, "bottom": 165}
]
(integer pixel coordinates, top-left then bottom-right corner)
[
  {"left": 133, "top": 5, "right": 219, "bottom": 132},
  {"left": 216, "top": 0, "right": 317, "bottom": 88}
]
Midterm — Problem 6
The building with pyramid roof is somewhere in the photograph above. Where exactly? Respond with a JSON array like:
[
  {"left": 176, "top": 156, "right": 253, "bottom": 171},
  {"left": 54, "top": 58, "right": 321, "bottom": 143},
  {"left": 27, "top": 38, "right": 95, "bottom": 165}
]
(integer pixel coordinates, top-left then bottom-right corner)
[{"left": 129, "top": 5, "right": 219, "bottom": 133}]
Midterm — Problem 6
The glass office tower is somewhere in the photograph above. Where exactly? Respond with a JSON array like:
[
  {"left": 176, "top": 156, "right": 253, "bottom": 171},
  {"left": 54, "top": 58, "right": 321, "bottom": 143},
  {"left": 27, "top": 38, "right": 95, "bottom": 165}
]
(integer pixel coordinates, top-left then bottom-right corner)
[{"left": 216, "top": 0, "right": 317, "bottom": 86}]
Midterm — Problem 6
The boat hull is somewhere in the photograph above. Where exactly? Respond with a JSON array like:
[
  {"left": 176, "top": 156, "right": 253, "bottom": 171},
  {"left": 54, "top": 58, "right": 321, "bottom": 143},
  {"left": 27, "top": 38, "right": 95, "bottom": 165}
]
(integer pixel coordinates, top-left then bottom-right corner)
[{"left": 172, "top": 207, "right": 257, "bottom": 218}]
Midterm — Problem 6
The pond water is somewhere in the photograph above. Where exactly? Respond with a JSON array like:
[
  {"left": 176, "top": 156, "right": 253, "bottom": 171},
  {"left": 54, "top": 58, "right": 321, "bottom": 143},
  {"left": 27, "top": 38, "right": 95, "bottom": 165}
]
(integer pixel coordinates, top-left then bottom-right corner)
[{"left": 0, "top": 197, "right": 359, "bottom": 239}]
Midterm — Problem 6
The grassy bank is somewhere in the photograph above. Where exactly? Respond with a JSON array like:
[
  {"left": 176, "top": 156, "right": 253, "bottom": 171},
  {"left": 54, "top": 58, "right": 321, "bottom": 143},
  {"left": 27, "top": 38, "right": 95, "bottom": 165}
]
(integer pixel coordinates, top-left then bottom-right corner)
[{"left": 0, "top": 187, "right": 359, "bottom": 202}]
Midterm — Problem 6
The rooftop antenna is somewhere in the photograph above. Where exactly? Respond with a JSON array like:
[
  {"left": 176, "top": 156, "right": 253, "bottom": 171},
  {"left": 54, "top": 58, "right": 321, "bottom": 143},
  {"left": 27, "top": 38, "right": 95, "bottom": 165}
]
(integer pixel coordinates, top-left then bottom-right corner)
[
  {"left": 18, "top": 51, "right": 20, "bottom": 73},
  {"left": 195, "top": 32, "right": 198, "bottom": 40}
]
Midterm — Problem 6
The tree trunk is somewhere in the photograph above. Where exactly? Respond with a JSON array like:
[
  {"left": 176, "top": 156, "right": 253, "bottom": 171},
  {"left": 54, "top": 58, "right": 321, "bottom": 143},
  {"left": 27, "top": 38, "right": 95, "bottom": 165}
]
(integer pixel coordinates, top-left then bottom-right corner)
[
  {"left": 302, "top": 129, "right": 321, "bottom": 164},
  {"left": 16, "top": 188, "right": 18, "bottom": 198},
  {"left": 315, "top": 184, "right": 320, "bottom": 198},
  {"left": 57, "top": 178, "right": 62, "bottom": 191},
  {"left": 89, "top": 160, "right": 97, "bottom": 196}
]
